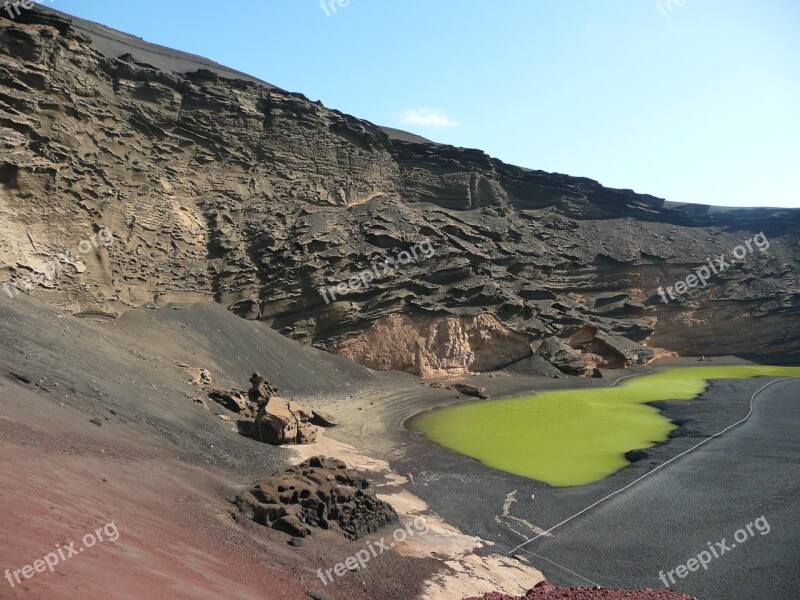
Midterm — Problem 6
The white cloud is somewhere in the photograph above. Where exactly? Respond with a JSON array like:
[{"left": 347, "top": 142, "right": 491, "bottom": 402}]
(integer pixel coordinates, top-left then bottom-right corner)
[{"left": 399, "top": 108, "right": 460, "bottom": 128}]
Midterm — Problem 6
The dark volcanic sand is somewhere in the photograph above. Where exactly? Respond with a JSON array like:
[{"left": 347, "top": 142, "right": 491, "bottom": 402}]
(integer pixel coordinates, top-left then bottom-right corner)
[
  {"left": 390, "top": 368, "right": 800, "bottom": 600},
  {"left": 2, "top": 292, "right": 797, "bottom": 599},
  {"left": 0, "top": 295, "right": 440, "bottom": 600}
]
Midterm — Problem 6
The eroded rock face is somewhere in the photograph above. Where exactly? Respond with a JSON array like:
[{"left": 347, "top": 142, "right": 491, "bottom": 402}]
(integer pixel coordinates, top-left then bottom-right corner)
[
  {"left": 1, "top": 8, "right": 798, "bottom": 369},
  {"left": 232, "top": 456, "right": 398, "bottom": 540},
  {"left": 332, "top": 313, "right": 533, "bottom": 377},
  {"left": 536, "top": 337, "right": 590, "bottom": 376}
]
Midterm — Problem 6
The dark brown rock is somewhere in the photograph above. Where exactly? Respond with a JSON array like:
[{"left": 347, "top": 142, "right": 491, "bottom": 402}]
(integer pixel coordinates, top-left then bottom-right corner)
[
  {"left": 248, "top": 372, "right": 278, "bottom": 404},
  {"left": 310, "top": 410, "right": 338, "bottom": 428},
  {"left": 450, "top": 383, "right": 490, "bottom": 399},
  {"left": 208, "top": 389, "right": 256, "bottom": 418},
  {"left": 232, "top": 457, "right": 398, "bottom": 540}
]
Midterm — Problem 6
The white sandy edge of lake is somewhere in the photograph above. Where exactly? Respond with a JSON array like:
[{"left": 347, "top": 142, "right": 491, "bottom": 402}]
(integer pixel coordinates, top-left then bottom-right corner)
[{"left": 292, "top": 433, "right": 544, "bottom": 600}]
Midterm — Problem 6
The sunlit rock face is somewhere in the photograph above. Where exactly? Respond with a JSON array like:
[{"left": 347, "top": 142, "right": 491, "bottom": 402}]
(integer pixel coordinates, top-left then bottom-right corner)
[
  {"left": 1, "top": 8, "right": 799, "bottom": 372},
  {"left": 332, "top": 313, "right": 533, "bottom": 377}
]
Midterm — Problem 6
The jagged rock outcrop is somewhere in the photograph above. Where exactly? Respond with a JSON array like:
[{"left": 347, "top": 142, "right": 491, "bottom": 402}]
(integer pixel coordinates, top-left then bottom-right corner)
[
  {"left": 232, "top": 456, "right": 398, "bottom": 539},
  {"left": 1, "top": 8, "right": 799, "bottom": 375},
  {"left": 202, "top": 374, "right": 332, "bottom": 443},
  {"left": 565, "top": 324, "right": 661, "bottom": 369},
  {"left": 536, "top": 325, "right": 667, "bottom": 376}
]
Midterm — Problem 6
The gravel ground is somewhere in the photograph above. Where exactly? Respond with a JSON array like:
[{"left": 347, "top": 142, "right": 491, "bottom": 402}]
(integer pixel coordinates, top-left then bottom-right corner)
[
  {"left": 2, "top": 293, "right": 796, "bottom": 599},
  {"left": 465, "top": 581, "right": 695, "bottom": 599}
]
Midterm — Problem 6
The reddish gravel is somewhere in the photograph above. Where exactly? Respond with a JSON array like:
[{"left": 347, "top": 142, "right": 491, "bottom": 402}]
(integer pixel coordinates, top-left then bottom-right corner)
[{"left": 465, "top": 581, "right": 696, "bottom": 600}]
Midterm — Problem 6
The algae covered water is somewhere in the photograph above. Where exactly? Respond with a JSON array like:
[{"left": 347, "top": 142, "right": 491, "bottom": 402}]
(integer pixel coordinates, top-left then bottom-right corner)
[{"left": 408, "top": 366, "right": 800, "bottom": 487}]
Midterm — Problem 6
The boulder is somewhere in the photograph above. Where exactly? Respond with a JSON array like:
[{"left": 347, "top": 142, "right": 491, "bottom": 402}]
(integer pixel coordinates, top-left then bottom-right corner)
[
  {"left": 253, "top": 397, "right": 319, "bottom": 445},
  {"left": 564, "top": 324, "right": 658, "bottom": 370},
  {"left": 537, "top": 325, "right": 665, "bottom": 375},
  {"left": 451, "top": 383, "right": 490, "bottom": 399},
  {"left": 248, "top": 372, "right": 279, "bottom": 404},
  {"left": 208, "top": 389, "right": 255, "bottom": 417},
  {"left": 310, "top": 410, "right": 338, "bottom": 428}
]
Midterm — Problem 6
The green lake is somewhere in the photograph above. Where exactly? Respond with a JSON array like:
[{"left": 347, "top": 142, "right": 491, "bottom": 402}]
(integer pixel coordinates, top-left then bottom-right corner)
[{"left": 408, "top": 366, "right": 800, "bottom": 487}]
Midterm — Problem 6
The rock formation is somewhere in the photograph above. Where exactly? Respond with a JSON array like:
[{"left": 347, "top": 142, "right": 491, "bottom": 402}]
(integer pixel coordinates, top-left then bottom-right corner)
[
  {"left": 200, "top": 373, "right": 333, "bottom": 444},
  {"left": 248, "top": 372, "right": 278, "bottom": 404},
  {"left": 252, "top": 397, "right": 319, "bottom": 445},
  {"left": 1, "top": 8, "right": 798, "bottom": 377},
  {"left": 333, "top": 313, "right": 533, "bottom": 377},
  {"left": 535, "top": 324, "right": 672, "bottom": 376},
  {"left": 536, "top": 337, "right": 591, "bottom": 376},
  {"left": 244, "top": 372, "right": 326, "bottom": 445},
  {"left": 208, "top": 388, "right": 256, "bottom": 418},
  {"left": 232, "top": 456, "right": 398, "bottom": 539}
]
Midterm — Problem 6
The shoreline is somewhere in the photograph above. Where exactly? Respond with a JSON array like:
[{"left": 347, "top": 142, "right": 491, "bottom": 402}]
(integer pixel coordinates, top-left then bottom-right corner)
[
  {"left": 307, "top": 355, "right": 799, "bottom": 596},
  {"left": 400, "top": 360, "right": 800, "bottom": 489}
]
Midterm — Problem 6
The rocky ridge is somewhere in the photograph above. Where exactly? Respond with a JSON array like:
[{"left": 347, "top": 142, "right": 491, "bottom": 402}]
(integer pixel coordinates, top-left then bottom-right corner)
[{"left": 1, "top": 8, "right": 798, "bottom": 376}]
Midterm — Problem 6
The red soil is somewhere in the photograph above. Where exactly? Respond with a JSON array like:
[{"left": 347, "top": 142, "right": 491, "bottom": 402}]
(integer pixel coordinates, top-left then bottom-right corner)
[
  {"left": 0, "top": 379, "right": 436, "bottom": 600},
  {"left": 465, "top": 581, "right": 696, "bottom": 600}
]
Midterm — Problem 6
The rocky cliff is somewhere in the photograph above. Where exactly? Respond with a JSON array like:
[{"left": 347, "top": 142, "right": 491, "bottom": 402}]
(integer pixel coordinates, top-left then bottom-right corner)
[{"left": 1, "top": 8, "right": 798, "bottom": 375}]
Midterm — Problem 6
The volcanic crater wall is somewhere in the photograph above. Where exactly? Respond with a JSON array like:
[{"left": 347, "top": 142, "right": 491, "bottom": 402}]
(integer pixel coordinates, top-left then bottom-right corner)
[{"left": 1, "top": 8, "right": 799, "bottom": 373}]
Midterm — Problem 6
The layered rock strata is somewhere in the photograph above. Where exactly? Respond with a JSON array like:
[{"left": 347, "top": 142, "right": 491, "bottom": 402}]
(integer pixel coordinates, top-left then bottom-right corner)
[{"left": 1, "top": 8, "right": 798, "bottom": 375}]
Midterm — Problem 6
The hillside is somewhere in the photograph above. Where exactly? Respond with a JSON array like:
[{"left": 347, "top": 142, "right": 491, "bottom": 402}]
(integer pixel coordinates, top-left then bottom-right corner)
[{"left": 1, "top": 7, "right": 798, "bottom": 377}]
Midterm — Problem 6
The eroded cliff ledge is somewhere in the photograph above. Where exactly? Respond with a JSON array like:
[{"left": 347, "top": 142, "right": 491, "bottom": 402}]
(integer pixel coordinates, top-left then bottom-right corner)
[{"left": 1, "top": 8, "right": 798, "bottom": 375}]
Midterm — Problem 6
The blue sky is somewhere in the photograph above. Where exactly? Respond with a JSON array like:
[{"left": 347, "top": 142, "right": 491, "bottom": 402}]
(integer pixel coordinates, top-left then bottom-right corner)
[{"left": 51, "top": 0, "right": 800, "bottom": 208}]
